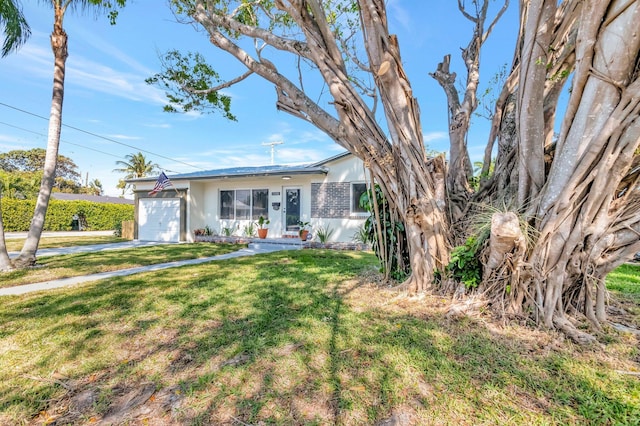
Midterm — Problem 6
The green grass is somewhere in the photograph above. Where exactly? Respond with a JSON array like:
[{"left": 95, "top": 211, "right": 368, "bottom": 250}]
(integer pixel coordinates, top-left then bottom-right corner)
[
  {"left": 0, "top": 249, "right": 638, "bottom": 425},
  {"left": 607, "top": 263, "right": 640, "bottom": 302},
  {"left": 0, "top": 243, "right": 244, "bottom": 288},
  {"left": 5, "top": 235, "right": 127, "bottom": 252},
  {"left": 606, "top": 263, "right": 640, "bottom": 327}
]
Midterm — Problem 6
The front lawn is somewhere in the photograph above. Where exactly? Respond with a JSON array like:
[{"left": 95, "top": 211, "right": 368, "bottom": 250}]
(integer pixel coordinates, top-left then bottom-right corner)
[
  {"left": 0, "top": 250, "right": 638, "bottom": 425},
  {"left": 0, "top": 243, "right": 244, "bottom": 288}
]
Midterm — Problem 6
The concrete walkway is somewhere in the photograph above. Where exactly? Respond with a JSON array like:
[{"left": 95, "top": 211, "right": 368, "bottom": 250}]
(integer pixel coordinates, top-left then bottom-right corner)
[
  {"left": 0, "top": 244, "right": 288, "bottom": 296},
  {"left": 4, "top": 230, "right": 114, "bottom": 239},
  {"left": 8, "top": 240, "right": 169, "bottom": 258}
]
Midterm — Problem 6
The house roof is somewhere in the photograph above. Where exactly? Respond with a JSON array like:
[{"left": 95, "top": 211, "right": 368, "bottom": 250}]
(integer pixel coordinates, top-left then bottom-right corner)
[
  {"left": 127, "top": 151, "right": 352, "bottom": 183},
  {"left": 51, "top": 193, "right": 134, "bottom": 205}
]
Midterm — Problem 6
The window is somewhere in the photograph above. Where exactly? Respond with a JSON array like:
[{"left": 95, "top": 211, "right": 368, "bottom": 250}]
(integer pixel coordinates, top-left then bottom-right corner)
[
  {"left": 220, "top": 190, "right": 234, "bottom": 219},
  {"left": 235, "top": 189, "right": 251, "bottom": 220},
  {"left": 351, "top": 183, "right": 368, "bottom": 214},
  {"left": 252, "top": 189, "right": 269, "bottom": 219},
  {"left": 220, "top": 189, "right": 269, "bottom": 220}
]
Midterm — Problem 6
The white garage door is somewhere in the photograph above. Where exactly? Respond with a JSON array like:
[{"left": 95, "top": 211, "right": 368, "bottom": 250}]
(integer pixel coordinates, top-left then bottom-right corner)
[{"left": 139, "top": 198, "right": 181, "bottom": 242}]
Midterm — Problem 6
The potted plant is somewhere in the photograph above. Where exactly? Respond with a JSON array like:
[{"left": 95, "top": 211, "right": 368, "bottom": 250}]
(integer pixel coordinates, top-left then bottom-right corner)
[
  {"left": 298, "top": 221, "right": 311, "bottom": 241},
  {"left": 257, "top": 215, "right": 270, "bottom": 239}
]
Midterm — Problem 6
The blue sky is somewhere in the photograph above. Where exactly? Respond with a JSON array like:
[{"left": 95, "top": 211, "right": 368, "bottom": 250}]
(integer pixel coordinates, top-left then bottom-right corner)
[{"left": 0, "top": 1, "right": 518, "bottom": 197}]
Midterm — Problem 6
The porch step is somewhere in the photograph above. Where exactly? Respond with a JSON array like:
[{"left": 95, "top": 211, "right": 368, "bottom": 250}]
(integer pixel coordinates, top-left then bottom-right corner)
[{"left": 248, "top": 241, "right": 304, "bottom": 251}]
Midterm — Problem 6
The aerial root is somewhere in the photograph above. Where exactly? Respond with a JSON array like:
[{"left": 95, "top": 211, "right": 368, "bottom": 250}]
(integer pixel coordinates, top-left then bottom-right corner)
[{"left": 553, "top": 316, "right": 596, "bottom": 345}]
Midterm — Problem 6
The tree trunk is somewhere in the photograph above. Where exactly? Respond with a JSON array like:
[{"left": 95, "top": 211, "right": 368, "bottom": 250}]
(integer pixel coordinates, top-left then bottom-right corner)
[
  {"left": 357, "top": 1, "right": 450, "bottom": 289},
  {"left": 14, "top": 9, "right": 68, "bottom": 267},
  {"left": 516, "top": 0, "right": 556, "bottom": 208},
  {"left": 430, "top": 0, "right": 509, "bottom": 221},
  {"left": 0, "top": 190, "right": 14, "bottom": 272},
  {"left": 524, "top": 0, "right": 640, "bottom": 338},
  {"left": 471, "top": 0, "right": 639, "bottom": 341}
]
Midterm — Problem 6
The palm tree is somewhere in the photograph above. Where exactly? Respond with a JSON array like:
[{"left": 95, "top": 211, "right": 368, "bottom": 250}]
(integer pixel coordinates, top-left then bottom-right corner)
[
  {"left": 14, "top": 0, "right": 124, "bottom": 268},
  {"left": 0, "top": 0, "right": 31, "bottom": 57},
  {"left": 114, "top": 152, "right": 159, "bottom": 194},
  {"left": 114, "top": 152, "right": 159, "bottom": 179}
]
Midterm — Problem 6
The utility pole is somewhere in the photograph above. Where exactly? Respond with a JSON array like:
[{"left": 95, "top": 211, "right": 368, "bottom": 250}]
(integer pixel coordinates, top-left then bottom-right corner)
[{"left": 262, "top": 141, "right": 283, "bottom": 165}]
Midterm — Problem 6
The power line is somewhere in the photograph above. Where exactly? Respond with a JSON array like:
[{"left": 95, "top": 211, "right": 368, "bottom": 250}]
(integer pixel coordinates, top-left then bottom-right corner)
[
  {"left": 0, "top": 102, "right": 206, "bottom": 171},
  {"left": 0, "top": 121, "right": 121, "bottom": 160},
  {"left": 0, "top": 121, "right": 182, "bottom": 174}
]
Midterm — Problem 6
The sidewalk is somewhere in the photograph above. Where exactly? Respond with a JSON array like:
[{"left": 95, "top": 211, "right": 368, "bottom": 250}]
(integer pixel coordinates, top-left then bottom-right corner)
[
  {"left": 0, "top": 245, "right": 287, "bottom": 296},
  {"left": 9, "top": 240, "right": 168, "bottom": 258},
  {"left": 4, "top": 230, "right": 114, "bottom": 240}
]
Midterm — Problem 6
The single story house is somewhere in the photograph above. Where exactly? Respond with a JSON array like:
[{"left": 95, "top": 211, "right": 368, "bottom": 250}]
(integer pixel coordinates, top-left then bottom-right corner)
[{"left": 127, "top": 152, "right": 371, "bottom": 243}]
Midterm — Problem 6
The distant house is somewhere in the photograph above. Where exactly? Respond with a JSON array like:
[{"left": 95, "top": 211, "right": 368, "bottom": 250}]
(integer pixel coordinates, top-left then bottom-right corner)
[
  {"left": 51, "top": 193, "right": 134, "bottom": 205},
  {"left": 127, "top": 152, "right": 370, "bottom": 243}
]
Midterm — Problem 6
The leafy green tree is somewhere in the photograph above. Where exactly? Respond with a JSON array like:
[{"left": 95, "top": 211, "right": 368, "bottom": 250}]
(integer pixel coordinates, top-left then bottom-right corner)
[{"left": 0, "top": 148, "right": 81, "bottom": 181}]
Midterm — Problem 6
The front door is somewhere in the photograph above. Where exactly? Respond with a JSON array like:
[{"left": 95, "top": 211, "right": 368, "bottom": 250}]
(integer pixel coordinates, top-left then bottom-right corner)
[{"left": 283, "top": 188, "right": 301, "bottom": 235}]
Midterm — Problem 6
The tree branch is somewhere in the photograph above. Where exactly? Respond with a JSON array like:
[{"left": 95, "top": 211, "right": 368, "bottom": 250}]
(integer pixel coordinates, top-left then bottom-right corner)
[
  {"left": 183, "top": 70, "right": 254, "bottom": 94},
  {"left": 458, "top": 0, "right": 478, "bottom": 23},
  {"left": 196, "top": 1, "right": 314, "bottom": 60},
  {"left": 192, "top": 2, "right": 345, "bottom": 144},
  {"left": 482, "top": 0, "right": 509, "bottom": 44}
]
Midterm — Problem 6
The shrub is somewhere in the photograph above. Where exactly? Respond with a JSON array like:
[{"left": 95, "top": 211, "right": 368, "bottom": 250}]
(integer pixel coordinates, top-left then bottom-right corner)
[
  {"left": 315, "top": 225, "right": 335, "bottom": 243},
  {"left": 1, "top": 199, "right": 134, "bottom": 231},
  {"left": 446, "top": 236, "right": 483, "bottom": 289}
]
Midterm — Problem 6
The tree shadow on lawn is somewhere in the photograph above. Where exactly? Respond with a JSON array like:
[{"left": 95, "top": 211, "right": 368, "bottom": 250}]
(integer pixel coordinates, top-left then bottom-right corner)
[{"left": 0, "top": 250, "right": 638, "bottom": 425}]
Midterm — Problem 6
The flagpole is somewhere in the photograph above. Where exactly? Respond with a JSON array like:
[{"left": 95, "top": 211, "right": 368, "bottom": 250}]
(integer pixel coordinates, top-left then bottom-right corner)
[
  {"left": 162, "top": 171, "right": 180, "bottom": 196},
  {"left": 169, "top": 179, "right": 180, "bottom": 196}
]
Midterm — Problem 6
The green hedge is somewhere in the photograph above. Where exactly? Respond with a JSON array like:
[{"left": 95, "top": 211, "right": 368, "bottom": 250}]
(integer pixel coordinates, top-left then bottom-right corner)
[{"left": 1, "top": 199, "right": 134, "bottom": 231}]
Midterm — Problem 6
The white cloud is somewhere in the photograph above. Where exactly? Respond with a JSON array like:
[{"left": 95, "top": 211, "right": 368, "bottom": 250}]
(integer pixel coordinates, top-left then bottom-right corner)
[
  {"left": 423, "top": 131, "right": 447, "bottom": 142},
  {"left": 71, "top": 26, "right": 155, "bottom": 76},
  {"left": 66, "top": 56, "right": 168, "bottom": 104},
  {"left": 0, "top": 134, "right": 20, "bottom": 143},
  {"left": 143, "top": 123, "right": 171, "bottom": 129},
  {"left": 387, "top": 0, "right": 412, "bottom": 32},
  {"left": 0, "top": 134, "right": 43, "bottom": 151},
  {"left": 106, "top": 134, "right": 143, "bottom": 141},
  {"left": 5, "top": 32, "right": 168, "bottom": 106},
  {"left": 7, "top": 43, "right": 52, "bottom": 79}
]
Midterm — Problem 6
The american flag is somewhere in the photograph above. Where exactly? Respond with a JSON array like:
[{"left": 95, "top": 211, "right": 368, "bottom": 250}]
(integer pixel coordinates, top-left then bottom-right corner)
[{"left": 148, "top": 172, "right": 171, "bottom": 195}]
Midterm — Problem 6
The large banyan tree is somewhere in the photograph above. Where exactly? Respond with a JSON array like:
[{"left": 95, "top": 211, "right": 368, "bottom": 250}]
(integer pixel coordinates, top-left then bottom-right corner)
[{"left": 156, "top": 0, "right": 640, "bottom": 342}]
